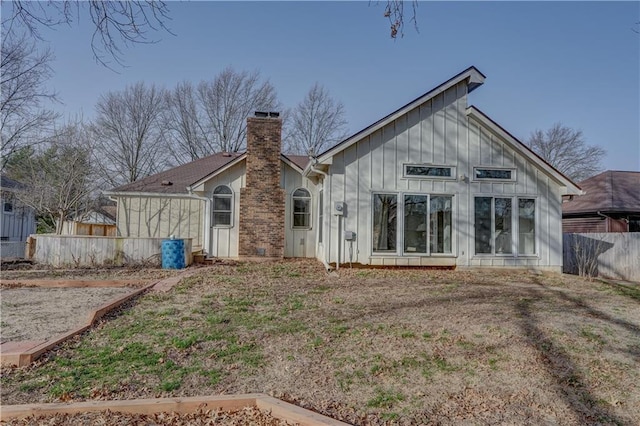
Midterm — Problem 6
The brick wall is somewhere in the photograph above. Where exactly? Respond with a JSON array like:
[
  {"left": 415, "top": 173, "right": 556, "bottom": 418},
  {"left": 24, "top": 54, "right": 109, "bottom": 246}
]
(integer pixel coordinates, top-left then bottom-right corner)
[{"left": 238, "top": 116, "right": 285, "bottom": 258}]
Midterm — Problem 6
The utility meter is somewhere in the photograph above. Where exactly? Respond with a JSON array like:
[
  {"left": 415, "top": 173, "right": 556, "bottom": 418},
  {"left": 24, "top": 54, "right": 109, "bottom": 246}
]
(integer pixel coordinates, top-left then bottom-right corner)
[{"left": 334, "top": 202, "right": 345, "bottom": 216}]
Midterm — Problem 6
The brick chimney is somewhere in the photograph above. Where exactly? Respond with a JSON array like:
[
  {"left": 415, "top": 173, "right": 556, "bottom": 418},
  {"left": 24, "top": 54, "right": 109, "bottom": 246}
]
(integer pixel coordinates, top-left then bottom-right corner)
[{"left": 238, "top": 112, "right": 285, "bottom": 258}]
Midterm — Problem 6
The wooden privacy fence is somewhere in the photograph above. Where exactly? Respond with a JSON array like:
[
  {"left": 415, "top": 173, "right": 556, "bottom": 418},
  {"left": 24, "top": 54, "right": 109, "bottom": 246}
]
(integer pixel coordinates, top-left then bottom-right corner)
[
  {"left": 29, "top": 235, "right": 193, "bottom": 268},
  {"left": 563, "top": 233, "right": 640, "bottom": 282}
]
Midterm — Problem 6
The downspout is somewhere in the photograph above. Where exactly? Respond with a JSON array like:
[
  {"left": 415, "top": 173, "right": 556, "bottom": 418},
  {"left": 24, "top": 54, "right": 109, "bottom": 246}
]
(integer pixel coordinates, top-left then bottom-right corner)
[
  {"left": 596, "top": 211, "right": 614, "bottom": 232},
  {"left": 309, "top": 162, "right": 332, "bottom": 272}
]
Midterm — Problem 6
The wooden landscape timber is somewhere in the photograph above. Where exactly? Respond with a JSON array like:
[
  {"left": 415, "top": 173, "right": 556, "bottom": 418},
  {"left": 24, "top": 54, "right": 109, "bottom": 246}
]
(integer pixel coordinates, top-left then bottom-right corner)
[{"left": 0, "top": 394, "right": 350, "bottom": 425}]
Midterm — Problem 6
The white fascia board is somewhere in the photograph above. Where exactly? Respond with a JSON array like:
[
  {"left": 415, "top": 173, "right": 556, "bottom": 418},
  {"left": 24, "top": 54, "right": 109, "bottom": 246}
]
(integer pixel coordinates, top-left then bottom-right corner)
[
  {"left": 466, "top": 106, "right": 582, "bottom": 195},
  {"left": 187, "top": 154, "right": 247, "bottom": 193},
  {"left": 315, "top": 66, "right": 485, "bottom": 165},
  {"left": 281, "top": 155, "right": 303, "bottom": 173}
]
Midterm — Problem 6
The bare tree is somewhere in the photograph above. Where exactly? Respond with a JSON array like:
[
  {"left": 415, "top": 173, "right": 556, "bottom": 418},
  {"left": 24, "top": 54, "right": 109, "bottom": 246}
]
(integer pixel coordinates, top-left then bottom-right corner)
[
  {"left": 1, "top": 30, "right": 59, "bottom": 169},
  {"left": 380, "top": 0, "right": 419, "bottom": 38},
  {"left": 9, "top": 123, "right": 97, "bottom": 234},
  {"left": 92, "top": 82, "right": 168, "bottom": 187},
  {"left": 285, "top": 83, "right": 349, "bottom": 156},
  {"left": 526, "top": 123, "right": 606, "bottom": 182},
  {"left": 163, "top": 81, "right": 209, "bottom": 164},
  {"left": 3, "top": 1, "right": 172, "bottom": 68},
  {"left": 197, "top": 68, "right": 281, "bottom": 154}
]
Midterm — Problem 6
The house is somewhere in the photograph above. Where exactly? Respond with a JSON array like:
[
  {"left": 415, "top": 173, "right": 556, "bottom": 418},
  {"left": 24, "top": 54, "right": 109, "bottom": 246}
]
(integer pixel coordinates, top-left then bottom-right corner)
[
  {"left": 105, "top": 66, "right": 581, "bottom": 271},
  {"left": 1, "top": 175, "right": 37, "bottom": 258},
  {"left": 562, "top": 170, "right": 640, "bottom": 233}
]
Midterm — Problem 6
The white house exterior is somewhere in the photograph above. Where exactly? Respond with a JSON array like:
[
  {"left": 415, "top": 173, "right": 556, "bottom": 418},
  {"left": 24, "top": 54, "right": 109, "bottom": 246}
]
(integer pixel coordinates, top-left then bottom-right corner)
[
  {"left": 1, "top": 175, "right": 37, "bottom": 258},
  {"left": 106, "top": 67, "right": 581, "bottom": 271}
]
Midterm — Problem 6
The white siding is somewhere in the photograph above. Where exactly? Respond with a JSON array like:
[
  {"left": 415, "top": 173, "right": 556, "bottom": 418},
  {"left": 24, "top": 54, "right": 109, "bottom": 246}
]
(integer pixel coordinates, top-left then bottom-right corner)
[
  {"left": 321, "top": 81, "right": 566, "bottom": 270},
  {"left": 201, "top": 161, "right": 246, "bottom": 258},
  {"left": 282, "top": 162, "right": 316, "bottom": 258},
  {"left": 115, "top": 196, "right": 204, "bottom": 250}
]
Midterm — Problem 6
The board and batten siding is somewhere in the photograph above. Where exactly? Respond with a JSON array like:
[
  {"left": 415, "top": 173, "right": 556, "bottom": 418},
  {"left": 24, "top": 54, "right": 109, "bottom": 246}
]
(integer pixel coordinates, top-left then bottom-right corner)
[
  {"left": 282, "top": 162, "right": 317, "bottom": 258},
  {"left": 200, "top": 160, "right": 245, "bottom": 258},
  {"left": 198, "top": 159, "right": 316, "bottom": 259},
  {"left": 115, "top": 196, "right": 204, "bottom": 250},
  {"left": 321, "top": 81, "right": 565, "bottom": 270}
]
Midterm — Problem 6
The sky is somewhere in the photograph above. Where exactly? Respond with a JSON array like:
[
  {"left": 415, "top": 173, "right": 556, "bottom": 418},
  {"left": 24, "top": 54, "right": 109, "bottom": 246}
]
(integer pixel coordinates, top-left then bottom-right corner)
[{"left": 8, "top": 1, "right": 640, "bottom": 172}]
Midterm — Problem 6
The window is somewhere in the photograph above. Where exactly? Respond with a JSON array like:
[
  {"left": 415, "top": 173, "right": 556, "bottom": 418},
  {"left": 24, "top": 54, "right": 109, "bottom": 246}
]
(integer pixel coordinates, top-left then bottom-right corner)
[
  {"left": 292, "top": 188, "right": 311, "bottom": 229},
  {"left": 404, "top": 164, "right": 454, "bottom": 179},
  {"left": 430, "top": 196, "right": 452, "bottom": 254},
  {"left": 318, "top": 190, "right": 323, "bottom": 242},
  {"left": 212, "top": 185, "right": 232, "bottom": 226},
  {"left": 3, "top": 200, "right": 13, "bottom": 213},
  {"left": 518, "top": 199, "right": 536, "bottom": 254},
  {"left": 475, "top": 196, "right": 535, "bottom": 256},
  {"left": 373, "top": 194, "right": 397, "bottom": 252},
  {"left": 474, "top": 167, "right": 514, "bottom": 181},
  {"left": 374, "top": 193, "right": 452, "bottom": 255}
]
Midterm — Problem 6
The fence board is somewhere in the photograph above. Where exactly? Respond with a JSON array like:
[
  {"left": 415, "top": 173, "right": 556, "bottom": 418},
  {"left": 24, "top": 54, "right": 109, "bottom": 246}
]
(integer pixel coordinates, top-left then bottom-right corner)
[
  {"left": 30, "top": 235, "right": 193, "bottom": 268},
  {"left": 563, "top": 233, "right": 640, "bottom": 282}
]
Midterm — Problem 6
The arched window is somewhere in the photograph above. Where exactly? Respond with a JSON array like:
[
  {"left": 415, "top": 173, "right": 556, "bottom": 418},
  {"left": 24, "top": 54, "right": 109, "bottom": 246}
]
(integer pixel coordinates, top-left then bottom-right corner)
[
  {"left": 292, "top": 188, "right": 311, "bottom": 229},
  {"left": 212, "top": 185, "right": 232, "bottom": 226}
]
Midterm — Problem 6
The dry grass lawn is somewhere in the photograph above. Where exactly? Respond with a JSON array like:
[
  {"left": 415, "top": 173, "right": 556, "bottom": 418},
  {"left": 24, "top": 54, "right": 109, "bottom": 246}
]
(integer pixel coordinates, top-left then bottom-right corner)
[{"left": 2, "top": 260, "right": 639, "bottom": 425}]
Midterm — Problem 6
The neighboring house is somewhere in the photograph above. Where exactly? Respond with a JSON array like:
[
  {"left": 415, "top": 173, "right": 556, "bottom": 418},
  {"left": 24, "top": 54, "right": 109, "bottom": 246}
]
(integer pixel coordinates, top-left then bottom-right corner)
[
  {"left": 562, "top": 170, "right": 640, "bottom": 233},
  {"left": 1, "top": 175, "right": 37, "bottom": 258},
  {"left": 105, "top": 66, "right": 581, "bottom": 271}
]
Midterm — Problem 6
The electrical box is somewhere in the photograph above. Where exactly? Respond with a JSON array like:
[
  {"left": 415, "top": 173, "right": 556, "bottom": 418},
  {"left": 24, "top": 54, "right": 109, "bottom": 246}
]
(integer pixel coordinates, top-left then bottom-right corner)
[
  {"left": 344, "top": 231, "right": 356, "bottom": 241},
  {"left": 334, "top": 202, "right": 345, "bottom": 216}
]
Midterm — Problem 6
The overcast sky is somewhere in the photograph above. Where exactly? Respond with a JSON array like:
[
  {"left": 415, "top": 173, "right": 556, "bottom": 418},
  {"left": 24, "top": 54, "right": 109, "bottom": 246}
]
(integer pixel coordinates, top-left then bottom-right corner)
[{"left": 11, "top": 1, "right": 640, "bottom": 172}]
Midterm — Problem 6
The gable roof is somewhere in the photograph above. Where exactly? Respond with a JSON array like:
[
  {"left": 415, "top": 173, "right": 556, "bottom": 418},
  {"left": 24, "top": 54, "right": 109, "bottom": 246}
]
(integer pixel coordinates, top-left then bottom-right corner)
[
  {"left": 1, "top": 174, "right": 26, "bottom": 192},
  {"left": 466, "top": 106, "right": 582, "bottom": 195},
  {"left": 106, "top": 152, "right": 311, "bottom": 196},
  {"left": 107, "top": 152, "right": 245, "bottom": 195},
  {"left": 310, "top": 66, "right": 486, "bottom": 168},
  {"left": 562, "top": 171, "right": 640, "bottom": 215}
]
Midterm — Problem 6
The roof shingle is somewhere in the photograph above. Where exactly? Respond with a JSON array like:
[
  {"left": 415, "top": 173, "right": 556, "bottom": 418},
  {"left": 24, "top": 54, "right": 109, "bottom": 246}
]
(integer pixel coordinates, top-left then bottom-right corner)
[{"left": 562, "top": 171, "right": 640, "bottom": 215}]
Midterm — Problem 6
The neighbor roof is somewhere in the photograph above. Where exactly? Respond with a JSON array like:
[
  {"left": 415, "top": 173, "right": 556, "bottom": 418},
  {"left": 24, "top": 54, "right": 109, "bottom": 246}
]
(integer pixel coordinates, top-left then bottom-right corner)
[
  {"left": 106, "top": 152, "right": 311, "bottom": 195},
  {"left": 0, "top": 174, "right": 26, "bottom": 191},
  {"left": 562, "top": 171, "right": 640, "bottom": 215}
]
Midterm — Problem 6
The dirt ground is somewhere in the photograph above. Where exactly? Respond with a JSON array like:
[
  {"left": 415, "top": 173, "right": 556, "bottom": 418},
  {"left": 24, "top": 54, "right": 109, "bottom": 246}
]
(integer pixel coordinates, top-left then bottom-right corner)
[
  {"left": 1, "top": 261, "right": 639, "bottom": 425},
  {"left": 0, "top": 267, "right": 180, "bottom": 343}
]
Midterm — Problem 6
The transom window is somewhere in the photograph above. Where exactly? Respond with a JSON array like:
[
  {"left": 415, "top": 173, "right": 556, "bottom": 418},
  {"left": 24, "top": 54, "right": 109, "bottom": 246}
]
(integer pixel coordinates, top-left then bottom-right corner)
[
  {"left": 474, "top": 167, "right": 514, "bottom": 181},
  {"left": 404, "top": 164, "right": 454, "bottom": 179},
  {"left": 212, "top": 185, "right": 232, "bottom": 226},
  {"left": 475, "top": 196, "right": 536, "bottom": 256},
  {"left": 373, "top": 193, "right": 452, "bottom": 255},
  {"left": 292, "top": 188, "right": 311, "bottom": 229}
]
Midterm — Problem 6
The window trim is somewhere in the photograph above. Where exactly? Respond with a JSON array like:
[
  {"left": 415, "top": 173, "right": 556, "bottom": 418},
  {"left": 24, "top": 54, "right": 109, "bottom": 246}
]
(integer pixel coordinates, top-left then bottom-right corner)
[
  {"left": 472, "top": 167, "right": 516, "bottom": 182},
  {"left": 371, "top": 191, "right": 455, "bottom": 257},
  {"left": 473, "top": 194, "right": 538, "bottom": 258},
  {"left": 212, "top": 185, "right": 233, "bottom": 228},
  {"left": 292, "top": 187, "right": 312, "bottom": 230},
  {"left": 403, "top": 164, "right": 456, "bottom": 180},
  {"left": 3, "top": 200, "right": 14, "bottom": 215}
]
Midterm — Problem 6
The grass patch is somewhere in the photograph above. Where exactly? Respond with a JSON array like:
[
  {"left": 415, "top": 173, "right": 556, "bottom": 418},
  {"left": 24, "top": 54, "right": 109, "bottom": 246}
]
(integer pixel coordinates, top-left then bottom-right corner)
[{"left": 367, "top": 387, "right": 405, "bottom": 409}]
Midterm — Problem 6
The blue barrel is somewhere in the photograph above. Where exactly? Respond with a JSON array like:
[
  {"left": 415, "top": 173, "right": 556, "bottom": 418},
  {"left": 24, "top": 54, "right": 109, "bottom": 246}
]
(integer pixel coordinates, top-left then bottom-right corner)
[{"left": 162, "top": 239, "right": 185, "bottom": 269}]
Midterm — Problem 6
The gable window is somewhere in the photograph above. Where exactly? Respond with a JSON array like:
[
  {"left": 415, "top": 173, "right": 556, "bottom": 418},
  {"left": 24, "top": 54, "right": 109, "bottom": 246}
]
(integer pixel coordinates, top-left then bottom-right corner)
[
  {"left": 212, "top": 185, "right": 232, "bottom": 226},
  {"left": 3, "top": 200, "right": 13, "bottom": 214},
  {"left": 474, "top": 167, "right": 514, "bottom": 181},
  {"left": 292, "top": 188, "right": 311, "bottom": 229},
  {"left": 404, "top": 164, "right": 454, "bottom": 179},
  {"left": 475, "top": 196, "right": 535, "bottom": 256}
]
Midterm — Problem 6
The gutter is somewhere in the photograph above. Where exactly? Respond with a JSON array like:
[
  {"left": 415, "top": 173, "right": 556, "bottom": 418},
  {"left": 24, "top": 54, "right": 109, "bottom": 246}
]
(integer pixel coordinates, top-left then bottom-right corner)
[{"left": 308, "top": 158, "right": 332, "bottom": 272}]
